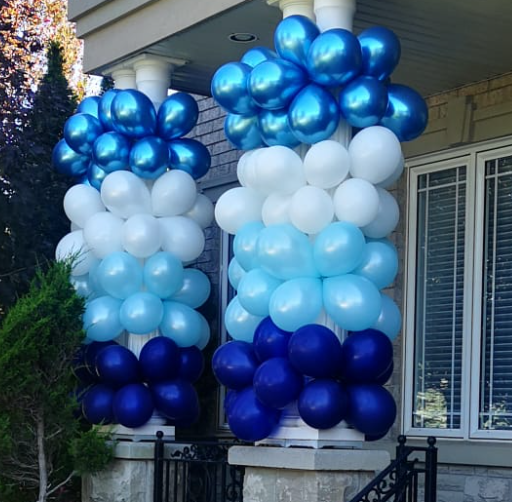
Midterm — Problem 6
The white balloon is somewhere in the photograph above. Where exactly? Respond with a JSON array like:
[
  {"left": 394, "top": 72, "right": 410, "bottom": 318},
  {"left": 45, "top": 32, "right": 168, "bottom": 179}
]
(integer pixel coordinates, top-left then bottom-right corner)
[
  {"left": 100, "top": 171, "right": 152, "bottom": 219},
  {"left": 63, "top": 184, "right": 105, "bottom": 228},
  {"left": 214, "top": 187, "right": 264, "bottom": 235},
  {"left": 159, "top": 216, "right": 205, "bottom": 262},
  {"left": 241, "top": 149, "right": 264, "bottom": 190},
  {"left": 362, "top": 187, "right": 400, "bottom": 238},
  {"left": 83, "top": 212, "right": 124, "bottom": 258},
  {"left": 262, "top": 193, "right": 292, "bottom": 226},
  {"left": 303, "top": 140, "right": 350, "bottom": 189},
  {"left": 55, "top": 230, "right": 97, "bottom": 277},
  {"left": 122, "top": 214, "right": 162, "bottom": 258},
  {"left": 377, "top": 154, "right": 405, "bottom": 188},
  {"left": 237, "top": 150, "right": 258, "bottom": 187},
  {"left": 333, "top": 178, "right": 380, "bottom": 228},
  {"left": 349, "top": 126, "right": 403, "bottom": 185},
  {"left": 289, "top": 186, "right": 334, "bottom": 234},
  {"left": 151, "top": 170, "right": 197, "bottom": 217},
  {"left": 184, "top": 193, "right": 214, "bottom": 229}
]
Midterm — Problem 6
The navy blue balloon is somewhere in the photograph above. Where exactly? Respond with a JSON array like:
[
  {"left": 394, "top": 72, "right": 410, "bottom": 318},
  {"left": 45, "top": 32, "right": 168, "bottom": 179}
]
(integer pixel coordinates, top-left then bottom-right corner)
[
  {"left": 111, "top": 89, "right": 157, "bottom": 138},
  {"left": 288, "top": 84, "right": 340, "bottom": 144},
  {"left": 339, "top": 76, "right": 388, "bottom": 128},
  {"left": 241, "top": 46, "right": 277, "bottom": 68},
  {"left": 157, "top": 93, "right": 199, "bottom": 140},
  {"left": 129, "top": 136, "right": 169, "bottom": 179},
  {"left": 98, "top": 89, "right": 119, "bottom": 131},
  {"left": 298, "top": 379, "right": 349, "bottom": 429},
  {"left": 224, "top": 389, "right": 239, "bottom": 415},
  {"left": 258, "top": 108, "right": 301, "bottom": 148},
  {"left": 288, "top": 324, "right": 342, "bottom": 378},
  {"left": 346, "top": 384, "right": 397, "bottom": 436},
  {"left": 169, "top": 138, "right": 211, "bottom": 179},
  {"left": 380, "top": 84, "right": 428, "bottom": 142},
  {"left": 365, "top": 430, "right": 390, "bottom": 442},
  {"left": 113, "top": 383, "right": 154, "bottom": 428},
  {"left": 359, "top": 26, "right": 401, "bottom": 81},
  {"left": 87, "top": 162, "right": 107, "bottom": 190},
  {"left": 307, "top": 28, "right": 362, "bottom": 87},
  {"left": 178, "top": 346, "right": 204, "bottom": 383},
  {"left": 82, "top": 384, "right": 115, "bottom": 424},
  {"left": 253, "top": 317, "right": 292, "bottom": 362},
  {"left": 96, "top": 345, "right": 140, "bottom": 387},
  {"left": 77, "top": 96, "right": 100, "bottom": 118},
  {"left": 52, "top": 139, "right": 90, "bottom": 178},
  {"left": 227, "top": 387, "right": 281, "bottom": 442},
  {"left": 211, "top": 62, "right": 257, "bottom": 115},
  {"left": 274, "top": 15, "right": 320, "bottom": 70},
  {"left": 376, "top": 360, "right": 394, "bottom": 385},
  {"left": 151, "top": 379, "right": 200, "bottom": 424},
  {"left": 340, "top": 329, "right": 393, "bottom": 384},
  {"left": 92, "top": 131, "right": 131, "bottom": 173},
  {"left": 248, "top": 59, "right": 307, "bottom": 110},
  {"left": 212, "top": 340, "right": 259, "bottom": 390},
  {"left": 253, "top": 357, "right": 303, "bottom": 409},
  {"left": 64, "top": 113, "right": 104, "bottom": 155},
  {"left": 84, "top": 341, "right": 119, "bottom": 378},
  {"left": 139, "top": 336, "right": 181, "bottom": 383},
  {"left": 224, "top": 114, "right": 264, "bottom": 151}
]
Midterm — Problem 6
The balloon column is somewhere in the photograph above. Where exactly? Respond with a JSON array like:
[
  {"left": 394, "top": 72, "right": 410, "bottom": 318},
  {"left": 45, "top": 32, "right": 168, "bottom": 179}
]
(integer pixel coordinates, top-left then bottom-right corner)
[
  {"left": 212, "top": 18, "right": 426, "bottom": 441},
  {"left": 53, "top": 89, "right": 214, "bottom": 429}
]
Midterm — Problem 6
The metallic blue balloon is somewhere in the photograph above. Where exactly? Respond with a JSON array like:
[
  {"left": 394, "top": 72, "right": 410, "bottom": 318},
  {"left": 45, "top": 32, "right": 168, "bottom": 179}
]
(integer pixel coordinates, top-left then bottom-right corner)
[
  {"left": 339, "top": 75, "right": 388, "bottom": 128},
  {"left": 380, "top": 84, "right": 428, "bottom": 141},
  {"left": 95, "top": 344, "right": 141, "bottom": 387},
  {"left": 82, "top": 384, "right": 115, "bottom": 424},
  {"left": 92, "top": 131, "right": 131, "bottom": 173},
  {"left": 211, "top": 62, "right": 257, "bottom": 115},
  {"left": 241, "top": 46, "right": 277, "bottom": 68},
  {"left": 129, "top": 136, "right": 169, "bottom": 179},
  {"left": 98, "top": 89, "right": 119, "bottom": 131},
  {"left": 64, "top": 113, "right": 104, "bottom": 155},
  {"left": 111, "top": 89, "right": 157, "bottom": 138},
  {"left": 359, "top": 26, "right": 401, "bottom": 81},
  {"left": 274, "top": 15, "right": 320, "bottom": 70},
  {"left": 87, "top": 162, "right": 107, "bottom": 190},
  {"left": 169, "top": 138, "right": 211, "bottom": 179},
  {"left": 157, "top": 93, "right": 199, "bottom": 141},
  {"left": 288, "top": 84, "right": 340, "bottom": 144},
  {"left": 113, "top": 383, "right": 155, "bottom": 428},
  {"left": 52, "top": 139, "right": 89, "bottom": 177},
  {"left": 224, "top": 113, "right": 264, "bottom": 150},
  {"left": 248, "top": 59, "right": 307, "bottom": 110},
  {"left": 307, "top": 28, "right": 362, "bottom": 87},
  {"left": 258, "top": 108, "right": 301, "bottom": 148},
  {"left": 77, "top": 96, "right": 100, "bottom": 118}
]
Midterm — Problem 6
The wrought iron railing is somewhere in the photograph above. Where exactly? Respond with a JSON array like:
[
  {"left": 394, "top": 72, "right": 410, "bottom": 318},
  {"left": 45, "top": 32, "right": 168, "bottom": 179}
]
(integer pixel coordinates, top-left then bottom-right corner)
[
  {"left": 153, "top": 432, "right": 245, "bottom": 502},
  {"left": 347, "top": 436, "right": 437, "bottom": 502}
]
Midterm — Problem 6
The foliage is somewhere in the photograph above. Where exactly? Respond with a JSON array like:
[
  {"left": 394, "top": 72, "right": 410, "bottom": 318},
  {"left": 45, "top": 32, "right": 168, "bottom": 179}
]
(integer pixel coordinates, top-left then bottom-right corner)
[{"left": 0, "top": 261, "right": 113, "bottom": 502}]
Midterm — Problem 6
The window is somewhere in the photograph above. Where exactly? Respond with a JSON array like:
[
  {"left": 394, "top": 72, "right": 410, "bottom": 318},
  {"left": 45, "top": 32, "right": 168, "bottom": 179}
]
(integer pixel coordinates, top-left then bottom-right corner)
[{"left": 404, "top": 139, "right": 512, "bottom": 440}]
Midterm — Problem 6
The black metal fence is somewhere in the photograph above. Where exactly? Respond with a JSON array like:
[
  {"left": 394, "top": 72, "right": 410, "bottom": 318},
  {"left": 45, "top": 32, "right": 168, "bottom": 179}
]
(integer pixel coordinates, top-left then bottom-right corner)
[
  {"left": 153, "top": 432, "right": 245, "bottom": 502},
  {"left": 347, "top": 436, "right": 437, "bottom": 502}
]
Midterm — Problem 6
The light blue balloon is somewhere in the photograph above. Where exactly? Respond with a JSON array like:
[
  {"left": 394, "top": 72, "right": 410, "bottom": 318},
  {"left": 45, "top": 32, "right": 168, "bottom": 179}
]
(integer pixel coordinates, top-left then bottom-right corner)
[
  {"left": 160, "top": 301, "right": 202, "bottom": 347},
  {"left": 168, "top": 138, "right": 211, "bottom": 180},
  {"left": 371, "top": 293, "right": 402, "bottom": 341},
  {"left": 129, "top": 136, "right": 169, "bottom": 179},
  {"left": 288, "top": 84, "right": 340, "bottom": 144},
  {"left": 211, "top": 62, "right": 257, "bottom": 115},
  {"left": 170, "top": 268, "right": 211, "bottom": 308},
  {"left": 98, "top": 89, "right": 119, "bottom": 131},
  {"left": 70, "top": 274, "right": 94, "bottom": 299},
  {"left": 157, "top": 92, "right": 199, "bottom": 140},
  {"left": 87, "top": 162, "right": 107, "bottom": 191},
  {"left": 353, "top": 239, "right": 398, "bottom": 289},
  {"left": 64, "top": 113, "right": 104, "bottom": 155},
  {"left": 237, "top": 268, "right": 282, "bottom": 317},
  {"left": 77, "top": 96, "right": 100, "bottom": 118},
  {"left": 323, "top": 274, "right": 382, "bottom": 331},
  {"left": 257, "top": 223, "right": 318, "bottom": 280},
  {"left": 274, "top": 15, "right": 320, "bottom": 70},
  {"left": 52, "top": 139, "right": 89, "bottom": 178},
  {"left": 228, "top": 257, "right": 246, "bottom": 290},
  {"left": 248, "top": 59, "right": 307, "bottom": 110},
  {"left": 233, "top": 221, "right": 265, "bottom": 271},
  {"left": 358, "top": 26, "right": 401, "bottom": 81},
  {"left": 111, "top": 89, "right": 157, "bottom": 138},
  {"left": 120, "top": 292, "right": 164, "bottom": 334},
  {"left": 83, "top": 295, "right": 123, "bottom": 342},
  {"left": 144, "top": 252, "right": 184, "bottom": 299},
  {"left": 92, "top": 131, "right": 131, "bottom": 173},
  {"left": 88, "top": 261, "right": 108, "bottom": 298},
  {"left": 339, "top": 76, "right": 388, "bottom": 129},
  {"left": 269, "top": 277, "right": 323, "bottom": 332},
  {"left": 97, "top": 252, "right": 143, "bottom": 300},
  {"left": 313, "top": 222, "right": 366, "bottom": 277},
  {"left": 258, "top": 108, "right": 301, "bottom": 148},
  {"left": 224, "top": 295, "right": 264, "bottom": 342},
  {"left": 307, "top": 28, "right": 362, "bottom": 87},
  {"left": 241, "top": 46, "right": 277, "bottom": 68},
  {"left": 224, "top": 114, "right": 264, "bottom": 151}
]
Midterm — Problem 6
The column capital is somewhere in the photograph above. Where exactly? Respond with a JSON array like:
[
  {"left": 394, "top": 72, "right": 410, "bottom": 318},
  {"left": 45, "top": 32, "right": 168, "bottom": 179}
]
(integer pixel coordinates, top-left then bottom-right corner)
[{"left": 267, "top": 0, "right": 315, "bottom": 20}]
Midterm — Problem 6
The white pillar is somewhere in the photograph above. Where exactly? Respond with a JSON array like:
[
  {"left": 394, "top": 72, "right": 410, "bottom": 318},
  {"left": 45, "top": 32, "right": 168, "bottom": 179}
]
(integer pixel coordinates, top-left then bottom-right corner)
[
  {"left": 314, "top": 0, "right": 356, "bottom": 31},
  {"left": 111, "top": 67, "right": 137, "bottom": 90},
  {"left": 133, "top": 55, "right": 172, "bottom": 111},
  {"left": 267, "top": 0, "right": 315, "bottom": 20}
]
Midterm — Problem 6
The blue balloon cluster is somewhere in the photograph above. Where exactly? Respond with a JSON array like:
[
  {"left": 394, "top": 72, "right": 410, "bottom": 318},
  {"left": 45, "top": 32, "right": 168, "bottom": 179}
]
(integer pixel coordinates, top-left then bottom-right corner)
[
  {"left": 52, "top": 90, "right": 211, "bottom": 186},
  {"left": 211, "top": 18, "right": 427, "bottom": 147},
  {"left": 76, "top": 338, "right": 204, "bottom": 428},
  {"left": 212, "top": 320, "right": 396, "bottom": 441}
]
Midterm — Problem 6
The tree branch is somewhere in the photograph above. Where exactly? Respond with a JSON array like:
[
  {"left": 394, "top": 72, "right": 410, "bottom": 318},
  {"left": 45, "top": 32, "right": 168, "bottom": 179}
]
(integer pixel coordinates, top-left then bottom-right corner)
[
  {"left": 36, "top": 416, "right": 48, "bottom": 502},
  {"left": 46, "top": 470, "right": 76, "bottom": 497}
]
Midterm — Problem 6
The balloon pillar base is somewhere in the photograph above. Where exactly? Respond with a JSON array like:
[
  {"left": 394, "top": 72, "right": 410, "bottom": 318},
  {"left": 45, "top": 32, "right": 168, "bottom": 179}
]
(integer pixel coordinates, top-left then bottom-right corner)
[{"left": 106, "top": 424, "right": 175, "bottom": 442}]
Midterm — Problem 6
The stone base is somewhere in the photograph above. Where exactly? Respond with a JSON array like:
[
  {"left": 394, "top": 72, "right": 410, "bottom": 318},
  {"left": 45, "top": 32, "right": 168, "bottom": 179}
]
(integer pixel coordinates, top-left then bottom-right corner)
[{"left": 109, "top": 423, "right": 175, "bottom": 442}]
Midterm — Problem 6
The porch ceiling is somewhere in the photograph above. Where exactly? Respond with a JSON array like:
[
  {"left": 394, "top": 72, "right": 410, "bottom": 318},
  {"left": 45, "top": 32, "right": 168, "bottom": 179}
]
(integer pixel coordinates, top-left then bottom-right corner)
[{"left": 105, "top": 0, "right": 512, "bottom": 98}]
